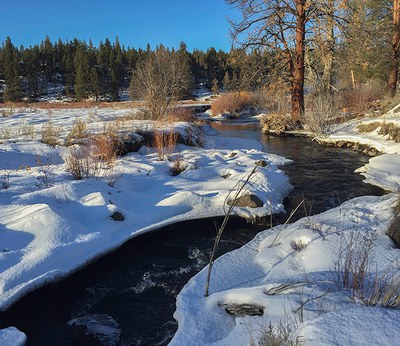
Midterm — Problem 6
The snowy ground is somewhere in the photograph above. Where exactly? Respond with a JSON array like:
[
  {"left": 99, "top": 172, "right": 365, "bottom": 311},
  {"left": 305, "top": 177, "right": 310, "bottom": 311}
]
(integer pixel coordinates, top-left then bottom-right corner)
[
  {"left": 171, "top": 194, "right": 400, "bottom": 345},
  {"left": 0, "top": 107, "right": 292, "bottom": 323},
  {"left": 320, "top": 105, "right": 400, "bottom": 192}
]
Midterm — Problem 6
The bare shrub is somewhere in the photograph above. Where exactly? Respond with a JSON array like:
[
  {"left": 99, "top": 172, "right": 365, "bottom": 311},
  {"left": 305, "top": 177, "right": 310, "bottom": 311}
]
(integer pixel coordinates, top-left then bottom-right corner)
[
  {"left": 0, "top": 170, "right": 11, "bottom": 189},
  {"left": 357, "top": 122, "right": 381, "bottom": 133},
  {"left": 16, "top": 122, "right": 35, "bottom": 139},
  {"left": 169, "top": 156, "right": 186, "bottom": 176},
  {"left": 260, "top": 114, "right": 296, "bottom": 135},
  {"left": 342, "top": 82, "right": 385, "bottom": 113},
  {"left": 379, "top": 123, "right": 400, "bottom": 142},
  {"left": 152, "top": 127, "right": 178, "bottom": 160},
  {"left": 257, "top": 321, "right": 301, "bottom": 346},
  {"left": 41, "top": 116, "right": 60, "bottom": 147},
  {"left": 165, "top": 107, "right": 194, "bottom": 122},
  {"left": 258, "top": 79, "right": 291, "bottom": 114},
  {"left": 303, "top": 94, "right": 338, "bottom": 135},
  {"left": 211, "top": 92, "right": 255, "bottom": 116},
  {"left": 66, "top": 119, "right": 88, "bottom": 145},
  {"left": 35, "top": 157, "right": 56, "bottom": 189},
  {"left": 130, "top": 46, "right": 192, "bottom": 119},
  {"left": 65, "top": 135, "right": 117, "bottom": 180},
  {"left": 334, "top": 230, "right": 400, "bottom": 308}
]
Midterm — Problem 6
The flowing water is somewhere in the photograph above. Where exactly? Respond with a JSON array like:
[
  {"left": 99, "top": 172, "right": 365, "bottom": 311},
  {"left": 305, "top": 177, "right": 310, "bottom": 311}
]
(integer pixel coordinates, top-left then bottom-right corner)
[{"left": 0, "top": 123, "right": 384, "bottom": 345}]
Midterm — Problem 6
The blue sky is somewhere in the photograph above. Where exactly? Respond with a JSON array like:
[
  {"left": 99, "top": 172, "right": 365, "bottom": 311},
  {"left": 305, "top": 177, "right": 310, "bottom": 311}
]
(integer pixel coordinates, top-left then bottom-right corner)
[{"left": 0, "top": 0, "right": 240, "bottom": 51}]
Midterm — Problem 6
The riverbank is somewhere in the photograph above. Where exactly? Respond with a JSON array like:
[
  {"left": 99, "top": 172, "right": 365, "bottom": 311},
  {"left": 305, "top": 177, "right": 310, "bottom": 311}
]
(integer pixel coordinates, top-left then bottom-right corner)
[{"left": 171, "top": 193, "right": 400, "bottom": 345}]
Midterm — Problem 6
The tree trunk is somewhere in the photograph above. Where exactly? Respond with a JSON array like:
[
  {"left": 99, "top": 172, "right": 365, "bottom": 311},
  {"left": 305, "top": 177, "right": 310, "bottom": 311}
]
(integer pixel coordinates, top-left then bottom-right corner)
[
  {"left": 388, "top": 0, "right": 400, "bottom": 97},
  {"left": 291, "top": 1, "right": 306, "bottom": 121},
  {"left": 321, "top": 0, "right": 335, "bottom": 94}
]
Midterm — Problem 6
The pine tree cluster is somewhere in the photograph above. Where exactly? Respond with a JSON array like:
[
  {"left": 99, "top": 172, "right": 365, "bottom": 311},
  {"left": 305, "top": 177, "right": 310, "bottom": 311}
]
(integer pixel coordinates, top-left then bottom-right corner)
[{"left": 0, "top": 36, "right": 276, "bottom": 102}]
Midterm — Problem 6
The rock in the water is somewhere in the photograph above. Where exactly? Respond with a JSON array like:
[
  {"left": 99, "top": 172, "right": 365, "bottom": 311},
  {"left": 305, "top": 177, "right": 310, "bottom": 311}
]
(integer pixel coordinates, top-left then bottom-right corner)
[
  {"left": 222, "top": 303, "right": 264, "bottom": 317},
  {"left": 67, "top": 314, "right": 121, "bottom": 346},
  {"left": 228, "top": 194, "right": 263, "bottom": 208},
  {"left": 111, "top": 211, "right": 124, "bottom": 221},
  {"left": 0, "top": 327, "right": 27, "bottom": 346},
  {"left": 255, "top": 159, "right": 267, "bottom": 167}
]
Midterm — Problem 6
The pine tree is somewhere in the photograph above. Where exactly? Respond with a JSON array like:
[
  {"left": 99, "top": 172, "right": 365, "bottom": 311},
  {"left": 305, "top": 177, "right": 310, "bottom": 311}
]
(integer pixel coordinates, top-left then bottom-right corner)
[{"left": 2, "top": 37, "right": 23, "bottom": 101}]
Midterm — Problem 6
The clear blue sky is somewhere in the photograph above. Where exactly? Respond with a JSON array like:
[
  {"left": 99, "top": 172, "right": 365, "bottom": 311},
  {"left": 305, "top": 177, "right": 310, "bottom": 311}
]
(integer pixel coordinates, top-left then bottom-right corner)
[{"left": 0, "top": 0, "right": 240, "bottom": 51}]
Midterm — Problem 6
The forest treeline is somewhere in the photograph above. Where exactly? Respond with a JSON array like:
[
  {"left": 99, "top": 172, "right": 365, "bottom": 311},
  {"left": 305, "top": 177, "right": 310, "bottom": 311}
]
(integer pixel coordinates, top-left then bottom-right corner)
[{"left": 0, "top": 36, "right": 275, "bottom": 102}]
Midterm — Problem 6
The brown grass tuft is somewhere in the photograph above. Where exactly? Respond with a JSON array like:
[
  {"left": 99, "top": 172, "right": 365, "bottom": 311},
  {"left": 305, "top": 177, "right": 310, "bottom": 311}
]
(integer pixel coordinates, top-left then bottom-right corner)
[{"left": 357, "top": 122, "right": 381, "bottom": 133}]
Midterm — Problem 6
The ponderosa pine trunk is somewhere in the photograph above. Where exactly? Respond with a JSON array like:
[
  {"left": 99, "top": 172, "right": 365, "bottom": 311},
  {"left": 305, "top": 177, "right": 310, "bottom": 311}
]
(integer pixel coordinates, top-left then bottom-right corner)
[
  {"left": 388, "top": 0, "right": 400, "bottom": 97},
  {"left": 291, "top": 1, "right": 307, "bottom": 121}
]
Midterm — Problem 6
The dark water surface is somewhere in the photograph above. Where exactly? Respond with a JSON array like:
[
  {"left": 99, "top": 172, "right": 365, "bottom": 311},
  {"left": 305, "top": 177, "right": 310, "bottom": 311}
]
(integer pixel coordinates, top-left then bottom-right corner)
[{"left": 0, "top": 123, "right": 384, "bottom": 345}]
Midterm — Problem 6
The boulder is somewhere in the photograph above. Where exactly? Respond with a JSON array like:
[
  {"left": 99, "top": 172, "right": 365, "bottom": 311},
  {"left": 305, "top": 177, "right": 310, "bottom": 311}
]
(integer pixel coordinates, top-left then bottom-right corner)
[
  {"left": 228, "top": 194, "right": 263, "bottom": 208},
  {"left": 111, "top": 211, "right": 124, "bottom": 221},
  {"left": 220, "top": 303, "right": 264, "bottom": 317}
]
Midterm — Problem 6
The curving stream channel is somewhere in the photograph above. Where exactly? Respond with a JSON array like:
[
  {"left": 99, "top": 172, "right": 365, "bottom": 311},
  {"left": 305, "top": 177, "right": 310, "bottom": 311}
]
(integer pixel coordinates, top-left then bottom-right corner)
[{"left": 0, "top": 123, "right": 384, "bottom": 345}]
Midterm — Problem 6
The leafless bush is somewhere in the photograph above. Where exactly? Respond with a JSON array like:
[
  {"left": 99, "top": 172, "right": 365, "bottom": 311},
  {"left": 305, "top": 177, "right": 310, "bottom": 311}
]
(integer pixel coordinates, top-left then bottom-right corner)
[
  {"left": 169, "top": 156, "right": 186, "bottom": 176},
  {"left": 130, "top": 46, "right": 192, "bottom": 119},
  {"left": 36, "top": 157, "right": 56, "bottom": 189},
  {"left": 303, "top": 94, "right": 338, "bottom": 135},
  {"left": 166, "top": 107, "right": 194, "bottom": 122},
  {"left": 342, "top": 81, "right": 385, "bottom": 112},
  {"left": 66, "top": 119, "right": 88, "bottom": 145},
  {"left": 260, "top": 114, "right": 295, "bottom": 135},
  {"left": 0, "top": 170, "right": 11, "bottom": 189},
  {"left": 152, "top": 127, "right": 178, "bottom": 160},
  {"left": 211, "top": 92, "right": 256, "bottom": 116},
  {"left": 65, "top": 135, "right": 117, "bottom": 180},
  {"left": 41, "top": 118, "right": 60, "bottom": 146},
  {"left": 357, "top": 122, "right": 381, "bottom": 133},
  {"left": 16, "top": 122, "right": 35, "bottom": 139},
  {"left": 257, "top": 321, "right": 300, "bottom": 346},
  {"left": 378, "top": 123, "right": 400, "bottom": 142}
]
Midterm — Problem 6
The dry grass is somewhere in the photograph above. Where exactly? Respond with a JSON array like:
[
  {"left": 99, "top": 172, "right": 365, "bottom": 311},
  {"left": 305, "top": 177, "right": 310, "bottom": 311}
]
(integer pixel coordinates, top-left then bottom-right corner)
[
  {"left": 211, "top": 92, "right": 255, "bottom": 116},
  {"left": 378, "top": 123, "right": 400, "bottom": 142},
  {"left": 342, "top": 82, "right": 385, "bottom": 113},
  {"left": 169, "top": 156, "right": 186, "bottom": 176},
  {"left": 357, "top": 122, "right": 381, "bottom": 133},
  {"left": 304, "top": 94, "right": 339, "bottom": 135},
  {"left": 41, "top": 118, "right": 61, "bottom": 147},
  {"left": 66, "top": 119, "right": 89, "bottom": 145},
  {"left": 165, "top": 107, "right": 194, "bottom": 122},
  {"left": 65, "top": 135, "right": 118, "bottom": 180},
  {"left": 260, "top": 113, "right": 296, "bottom": 135},
  {"left": 152, "top": 126, "right": 179, "bottom": 160},
  {"left": 334, "top": 230, "right": 400, "bottom": 308}
]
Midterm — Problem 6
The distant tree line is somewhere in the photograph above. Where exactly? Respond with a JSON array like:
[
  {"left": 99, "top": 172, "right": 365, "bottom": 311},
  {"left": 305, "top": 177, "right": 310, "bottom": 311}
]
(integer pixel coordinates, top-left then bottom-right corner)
[{"left": 0, "top": 36, "right": 276, "bottom": 102}]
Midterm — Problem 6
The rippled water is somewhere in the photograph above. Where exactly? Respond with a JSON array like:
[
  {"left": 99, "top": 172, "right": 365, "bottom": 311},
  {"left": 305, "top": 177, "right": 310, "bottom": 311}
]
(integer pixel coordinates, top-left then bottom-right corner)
[{"left": 0, "top": 123, "right": 384, "bottom": 345}]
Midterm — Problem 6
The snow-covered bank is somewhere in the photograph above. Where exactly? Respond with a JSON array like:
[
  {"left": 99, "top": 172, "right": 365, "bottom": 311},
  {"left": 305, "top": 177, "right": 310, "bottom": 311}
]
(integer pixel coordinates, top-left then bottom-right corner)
[
  {"left": 0, "top": 327, "right": 26, "bottom": 346},
  {"left": 171, "top": 194, "right": 400, "bottom": 345},
  {"left": 0, "top": 110, "right": 292, "bottom": 313},
  {"left": 356, "top": 154, "right": 400, "bottom": 192}
]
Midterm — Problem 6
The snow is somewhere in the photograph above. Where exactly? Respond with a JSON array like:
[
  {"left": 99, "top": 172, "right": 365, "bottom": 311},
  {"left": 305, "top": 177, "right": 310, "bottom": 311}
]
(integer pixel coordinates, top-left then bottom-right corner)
[
  {"left": 171, "top": 194, "right": 400, "bottom": 345},
  {"left": 356, "top": 153, "right": 400, "bottom": 192},
  {"left": 0, "top": 107, "right": 292, "bottom": 315},
  {"left": 0, "top": 327, "right": 26, "bottom": 346},
  {"left": 321, "top": 115, "right": 400, "bottom": 154}
]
